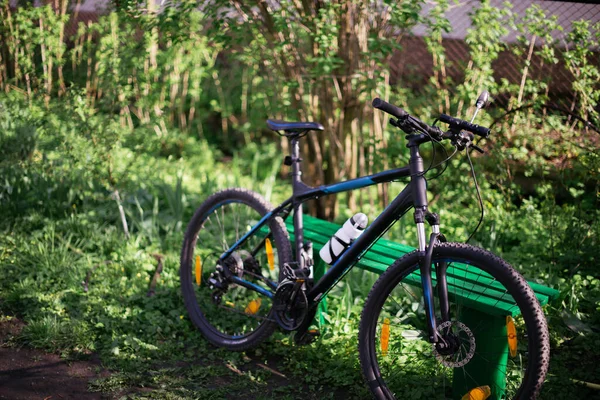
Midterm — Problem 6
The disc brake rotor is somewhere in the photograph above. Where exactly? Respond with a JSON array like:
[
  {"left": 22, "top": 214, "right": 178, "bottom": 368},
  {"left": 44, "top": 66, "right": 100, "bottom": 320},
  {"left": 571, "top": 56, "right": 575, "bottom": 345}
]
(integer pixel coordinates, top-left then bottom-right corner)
[{"left": 433, "top": 320, "right": 476, "bottom": 368}]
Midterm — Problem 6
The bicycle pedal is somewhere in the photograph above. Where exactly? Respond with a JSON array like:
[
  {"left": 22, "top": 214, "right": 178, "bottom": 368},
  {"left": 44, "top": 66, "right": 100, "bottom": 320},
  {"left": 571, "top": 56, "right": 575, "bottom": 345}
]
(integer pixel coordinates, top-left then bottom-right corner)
[{"left": 294, "top": 328, "right": 320, "bottom": 345}]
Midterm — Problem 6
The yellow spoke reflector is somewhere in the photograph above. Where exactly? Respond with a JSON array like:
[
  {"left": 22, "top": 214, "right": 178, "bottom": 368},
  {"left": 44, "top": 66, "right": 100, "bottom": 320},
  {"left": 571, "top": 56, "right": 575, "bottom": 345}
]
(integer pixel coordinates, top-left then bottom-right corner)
[
  {"left": 461, "top": 385, "right": 491, "bottom": 400},
  {"left": 507, "top": 316, "right": 518, "bottom": 357},
  {"left": 265, "top": 238, "right": 275, "bottom": 271},
  {"left": 225, "top": 301, "right": 235, "bottom": 308},
  {"left": 245, "top": 298, "right": 262, "bottom": 315},
  {"left": 195, "top": 255, "right": 202, "bottom": 286},
  {"left": 381, "top": 318, "right": 390, "bottom": 356}
]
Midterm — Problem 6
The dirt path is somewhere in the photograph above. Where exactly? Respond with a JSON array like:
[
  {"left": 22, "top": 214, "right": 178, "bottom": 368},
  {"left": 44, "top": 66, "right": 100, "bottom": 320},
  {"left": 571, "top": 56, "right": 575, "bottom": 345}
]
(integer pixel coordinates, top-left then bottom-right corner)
[
  {"left": 0, "top": 318, "right": 103, "bottom": 400},
  {"left": 0, "top": 317, "right": 354, "bottom": 399}
]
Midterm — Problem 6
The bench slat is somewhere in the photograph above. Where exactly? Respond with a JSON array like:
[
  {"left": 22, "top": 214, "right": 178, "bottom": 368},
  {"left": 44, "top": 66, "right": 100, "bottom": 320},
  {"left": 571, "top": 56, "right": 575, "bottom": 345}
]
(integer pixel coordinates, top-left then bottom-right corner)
[
  {"left": 288, "top": 230, "right": 553, "bottom": 311},
  {"left": 288, "top": 217, "right": 414, "bottom": 257},
  {"left": 280, "top": 215, "right": 559, "bottom": 315}
]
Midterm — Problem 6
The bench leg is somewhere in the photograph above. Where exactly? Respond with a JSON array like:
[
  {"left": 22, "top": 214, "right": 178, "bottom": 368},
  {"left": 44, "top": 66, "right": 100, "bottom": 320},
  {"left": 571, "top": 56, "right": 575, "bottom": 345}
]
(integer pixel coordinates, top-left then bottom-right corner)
[
  {"left": 452, "top": 308, "right": 508, "bottom": 400},
  {"left": 313, "top": 257, "right": 328, "bottom": 327}
]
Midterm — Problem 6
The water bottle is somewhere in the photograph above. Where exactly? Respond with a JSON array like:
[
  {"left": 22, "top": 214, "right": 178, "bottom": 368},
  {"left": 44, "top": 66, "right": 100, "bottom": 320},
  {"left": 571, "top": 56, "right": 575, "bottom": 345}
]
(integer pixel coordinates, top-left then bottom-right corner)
[{"left": 319, "top": 213, "right": 368, "bottom": 264}]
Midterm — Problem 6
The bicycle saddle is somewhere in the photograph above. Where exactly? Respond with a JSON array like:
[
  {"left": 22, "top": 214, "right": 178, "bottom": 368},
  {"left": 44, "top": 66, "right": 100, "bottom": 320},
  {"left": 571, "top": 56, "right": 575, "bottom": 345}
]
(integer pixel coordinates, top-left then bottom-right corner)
[{"left": 266, "top": 119, "right": 324, "bottom": 133}]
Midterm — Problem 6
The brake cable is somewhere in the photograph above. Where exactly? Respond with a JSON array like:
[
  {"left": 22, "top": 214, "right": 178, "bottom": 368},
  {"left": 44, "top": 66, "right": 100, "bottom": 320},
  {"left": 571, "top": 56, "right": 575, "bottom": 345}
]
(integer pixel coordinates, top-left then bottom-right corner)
[
  {"left": 425, "top": 121, "right": 458, "bottom": 181},
  {"left": 464, "top": 146, "right": 485, "bottom": 244},
  {"left": 427, "top": 145, "right": 458, "bottom": 181}
]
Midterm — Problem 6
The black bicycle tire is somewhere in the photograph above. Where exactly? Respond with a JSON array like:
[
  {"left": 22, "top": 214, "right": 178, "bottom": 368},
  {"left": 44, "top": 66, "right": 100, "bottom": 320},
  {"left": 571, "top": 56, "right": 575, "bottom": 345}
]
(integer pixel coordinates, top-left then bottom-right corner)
[
  {"left": 358, "top": 242, "right": 550, "bottom": 400},
  {"left": 180, "top": 188, "right": 292, "bottom": 351}
]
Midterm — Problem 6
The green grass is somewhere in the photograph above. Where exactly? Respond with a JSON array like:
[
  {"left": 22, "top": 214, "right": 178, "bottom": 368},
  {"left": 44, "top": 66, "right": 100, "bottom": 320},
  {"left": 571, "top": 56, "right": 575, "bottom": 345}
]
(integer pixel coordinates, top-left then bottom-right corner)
[
  {"left": 0, "top": 94, "right": 599, "bottom": 399},
  {"left": 0, "top": 94, "right": 371, "bottom": 397},
  {"left": 0, "top": 201, "right": 373, "bottom": 399},
  {"left": 2, "top": 209, "right": 597, "bottom": 398}
]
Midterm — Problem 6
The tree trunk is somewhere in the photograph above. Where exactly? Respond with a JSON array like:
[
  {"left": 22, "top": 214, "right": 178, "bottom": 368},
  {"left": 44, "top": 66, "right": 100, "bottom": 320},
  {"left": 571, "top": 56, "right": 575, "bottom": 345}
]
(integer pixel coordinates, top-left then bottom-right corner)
[{"left": 226, "top": 0, "right": 410, "bottom": 220}]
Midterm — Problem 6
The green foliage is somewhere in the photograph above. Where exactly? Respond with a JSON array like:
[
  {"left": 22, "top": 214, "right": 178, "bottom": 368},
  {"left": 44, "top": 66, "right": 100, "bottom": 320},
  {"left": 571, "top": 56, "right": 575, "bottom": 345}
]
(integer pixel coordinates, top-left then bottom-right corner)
[
  {"left": 0, "top": 93, "right": 375, "bottom": 399},
  {"left": 453, "top": 0, "right": 512, "bottom": 117},
  {"left": 0, "top": 0, "right": 599, "bottom": 398},
  {"left": 564, "top": 20, "right": 600, "bottom": 123},
  {"left": 202, "top": 0, "right": 430, "bottom": 218},
  {"left": 1, "top": 0, "right": 218, "bottom": 134}
]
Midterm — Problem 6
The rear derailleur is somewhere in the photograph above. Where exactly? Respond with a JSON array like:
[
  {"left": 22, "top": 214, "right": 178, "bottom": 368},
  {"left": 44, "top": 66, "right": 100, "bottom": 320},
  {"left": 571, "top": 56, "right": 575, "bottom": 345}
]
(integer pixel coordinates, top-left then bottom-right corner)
[{"left": 207, "top": 253, "right": 247, "bottom": 304}]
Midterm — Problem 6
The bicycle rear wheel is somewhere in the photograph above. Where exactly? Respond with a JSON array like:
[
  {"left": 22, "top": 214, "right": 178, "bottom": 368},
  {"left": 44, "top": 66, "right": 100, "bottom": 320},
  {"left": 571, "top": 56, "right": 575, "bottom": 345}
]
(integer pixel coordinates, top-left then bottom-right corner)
[
  {"left": 359, "top": 242, "right": 549, "bottom": 400},
  {"left": 180, "top": 188, "right": 292, "bottom": 350}
]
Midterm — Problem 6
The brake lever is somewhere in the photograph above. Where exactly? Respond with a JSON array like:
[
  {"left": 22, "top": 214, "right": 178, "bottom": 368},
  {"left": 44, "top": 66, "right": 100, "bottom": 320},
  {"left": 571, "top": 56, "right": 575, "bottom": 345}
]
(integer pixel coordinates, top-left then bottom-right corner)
[
  {"left": 459, "top": 131, "right": 485, "bottom": 154},
  {"left": 470, "top": 144, "right": 485, "bottom": 154},
  {"left": 391, "top": 117, "right": 417, "bottom": 134}
]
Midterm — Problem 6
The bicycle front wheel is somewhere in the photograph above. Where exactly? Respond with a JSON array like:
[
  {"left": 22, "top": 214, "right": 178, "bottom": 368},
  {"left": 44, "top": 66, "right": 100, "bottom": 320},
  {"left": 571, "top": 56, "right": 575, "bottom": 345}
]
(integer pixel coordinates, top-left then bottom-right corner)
[
  {"left": 359, "top": 242, "right": 549, "bottom": 400},
  {"left": 180, "top": 188, "right": 292, "bottom": 350}
]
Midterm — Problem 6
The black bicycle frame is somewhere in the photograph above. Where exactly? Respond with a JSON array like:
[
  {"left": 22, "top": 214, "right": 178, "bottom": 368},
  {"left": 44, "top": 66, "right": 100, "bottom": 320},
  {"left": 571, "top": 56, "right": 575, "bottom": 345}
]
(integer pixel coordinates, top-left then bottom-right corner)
[{"left": 218, "top": 133, "right": 446, "bottom": 342}]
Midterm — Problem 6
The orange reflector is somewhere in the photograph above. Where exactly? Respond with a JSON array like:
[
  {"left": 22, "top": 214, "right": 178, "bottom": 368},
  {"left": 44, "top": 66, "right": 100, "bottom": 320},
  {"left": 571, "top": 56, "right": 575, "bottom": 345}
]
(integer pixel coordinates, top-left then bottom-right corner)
[
  {"left": 265, "top": 238, "right": 275, "bottom": 271},
  {"left": 461, "top": 385, "right": 491, "bottom": 400},
  {"left": 381, "top": 318, "right": 390, "bottom": 356},
  {"left": 195, "top": 255, "right": 202, "bottom": 286},
  {"left": 245, "top": 298, "right": 262, "bottom": 315},
  {"left": 507, "top": 316, "right": 518, "bottom": 357}
]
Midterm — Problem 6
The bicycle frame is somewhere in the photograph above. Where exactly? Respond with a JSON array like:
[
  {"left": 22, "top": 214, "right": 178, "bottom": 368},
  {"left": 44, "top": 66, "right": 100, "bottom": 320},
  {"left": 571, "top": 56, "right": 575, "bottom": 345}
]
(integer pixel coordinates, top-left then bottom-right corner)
[{"left": 218, "top": 133, "right": 446, "bottom": 343}]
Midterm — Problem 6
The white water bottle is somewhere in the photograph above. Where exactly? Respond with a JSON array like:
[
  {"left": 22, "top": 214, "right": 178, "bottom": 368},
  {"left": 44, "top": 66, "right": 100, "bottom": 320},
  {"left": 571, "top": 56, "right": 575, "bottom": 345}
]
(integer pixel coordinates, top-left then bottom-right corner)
[{"left": 319, "top": 213, "right": 368, "bottom": 264}]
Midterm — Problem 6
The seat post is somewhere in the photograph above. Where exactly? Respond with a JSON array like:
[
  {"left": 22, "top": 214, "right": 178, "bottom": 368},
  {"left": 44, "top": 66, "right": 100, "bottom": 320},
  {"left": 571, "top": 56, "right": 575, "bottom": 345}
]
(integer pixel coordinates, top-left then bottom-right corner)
[
  {"left": 290, "top": 136, "right": 302, "bottom": 188},
  {"left": 290, "top": 135, "right": 304, "bottom": 265}
]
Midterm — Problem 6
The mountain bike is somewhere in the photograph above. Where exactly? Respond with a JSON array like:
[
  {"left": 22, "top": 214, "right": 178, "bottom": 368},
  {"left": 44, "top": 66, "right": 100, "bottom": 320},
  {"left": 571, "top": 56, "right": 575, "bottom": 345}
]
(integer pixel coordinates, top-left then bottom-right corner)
[{"left": 179, "top": 93, "right": 550, "bottom": 399}]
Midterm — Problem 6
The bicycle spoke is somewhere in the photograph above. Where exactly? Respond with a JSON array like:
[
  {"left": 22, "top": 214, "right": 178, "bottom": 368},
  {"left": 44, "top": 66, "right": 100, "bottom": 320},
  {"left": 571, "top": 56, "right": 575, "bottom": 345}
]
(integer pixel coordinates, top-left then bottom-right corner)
[
  {"left": 217, "top": 304, "right": 276, "bottom": 323},
  {"left": 184, "top": 195, "right": 287, "bottom": 340},
  {"left": 369, "top": 251, "right": 540, "bottom": 400}
]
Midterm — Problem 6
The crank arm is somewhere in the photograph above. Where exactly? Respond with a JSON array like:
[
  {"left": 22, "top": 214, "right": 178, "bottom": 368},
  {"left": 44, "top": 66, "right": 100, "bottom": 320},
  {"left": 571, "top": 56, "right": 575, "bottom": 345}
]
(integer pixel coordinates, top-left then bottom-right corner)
[{"left": 293, "top": 305, "right": 319, "bottom": 344}]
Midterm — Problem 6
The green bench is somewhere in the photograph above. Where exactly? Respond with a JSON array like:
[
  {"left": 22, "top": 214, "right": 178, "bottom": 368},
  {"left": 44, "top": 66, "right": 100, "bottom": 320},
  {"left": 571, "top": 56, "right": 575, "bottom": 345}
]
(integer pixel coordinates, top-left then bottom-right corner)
[{"left": 284, "top": 215, "right": 559, "bottom": 399}]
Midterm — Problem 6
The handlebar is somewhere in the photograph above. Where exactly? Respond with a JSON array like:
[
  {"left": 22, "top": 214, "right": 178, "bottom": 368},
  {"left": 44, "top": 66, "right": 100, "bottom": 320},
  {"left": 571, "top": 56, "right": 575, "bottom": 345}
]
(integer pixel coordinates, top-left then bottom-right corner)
[
  {"left": 372, "top": 98, "right": 444, "bottom": 138},
  {"left": 372, "top": 98, "right": 408, "bottom": 119},
  {"left": 439, "top": 114, "right": 490, "bottom": 138},
  {"left": 372, "top": 98, "right": 491, "bottom": 140}
]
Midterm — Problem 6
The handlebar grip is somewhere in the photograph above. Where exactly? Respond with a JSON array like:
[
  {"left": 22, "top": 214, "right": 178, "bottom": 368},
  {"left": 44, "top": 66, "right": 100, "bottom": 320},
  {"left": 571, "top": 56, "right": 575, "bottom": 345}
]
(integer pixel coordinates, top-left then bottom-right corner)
[
  {"left": 439, "top": 114, "right": 491, "bottom": 138},
  {"left": 372, "top": 98, "right": 408, "bottom": 119}
]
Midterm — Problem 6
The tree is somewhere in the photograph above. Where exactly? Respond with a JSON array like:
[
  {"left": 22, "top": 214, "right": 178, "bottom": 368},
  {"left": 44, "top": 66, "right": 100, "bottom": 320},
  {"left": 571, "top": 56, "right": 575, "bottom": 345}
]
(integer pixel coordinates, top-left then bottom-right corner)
[{"left": 209, "top": 0, "right": 423, "bottom": 219}]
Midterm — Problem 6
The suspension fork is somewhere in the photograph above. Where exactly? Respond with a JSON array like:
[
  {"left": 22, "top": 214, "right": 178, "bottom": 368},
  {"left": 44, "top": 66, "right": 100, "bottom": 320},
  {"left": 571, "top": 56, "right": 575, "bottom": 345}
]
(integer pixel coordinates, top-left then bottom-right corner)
[
  {"left": 418, "top": 211, "right": 450, "bottom": 343},
  {"left": 409, "top": 143, "right": 451, "bottom": 343},
  {"left": 427, "top": 212, "right": 450, "bottom": 325}
]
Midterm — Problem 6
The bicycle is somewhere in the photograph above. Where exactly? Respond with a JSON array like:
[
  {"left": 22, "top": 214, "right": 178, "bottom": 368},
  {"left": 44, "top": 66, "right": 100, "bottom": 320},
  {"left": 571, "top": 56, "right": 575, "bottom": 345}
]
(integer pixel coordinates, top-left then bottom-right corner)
[{"left": 180, "top": 93, "right": 550, "bottom": 399}]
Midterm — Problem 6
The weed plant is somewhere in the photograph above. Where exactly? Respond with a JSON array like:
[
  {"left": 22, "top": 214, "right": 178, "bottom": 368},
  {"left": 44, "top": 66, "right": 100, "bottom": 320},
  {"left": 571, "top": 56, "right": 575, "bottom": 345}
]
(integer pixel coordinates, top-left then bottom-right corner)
[
  {"left": 0, "top": 0, "right": 599, "bottom": 397},
  {"left": 1, "top": 91, "right": 599, "bottom": 398}
]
